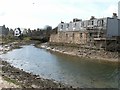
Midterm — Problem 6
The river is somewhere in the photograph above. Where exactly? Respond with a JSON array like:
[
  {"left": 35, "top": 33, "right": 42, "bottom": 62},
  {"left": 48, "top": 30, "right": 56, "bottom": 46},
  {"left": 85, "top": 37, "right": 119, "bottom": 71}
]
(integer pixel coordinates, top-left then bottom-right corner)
[{"left": 0, "top": 45, "right": 119, "bottom": 88}]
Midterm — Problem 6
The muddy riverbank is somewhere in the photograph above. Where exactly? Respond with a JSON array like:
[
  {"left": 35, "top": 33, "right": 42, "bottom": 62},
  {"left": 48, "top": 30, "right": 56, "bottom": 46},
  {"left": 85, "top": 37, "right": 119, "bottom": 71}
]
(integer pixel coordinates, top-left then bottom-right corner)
[
  {"left": 0, "top": 40, "right": 40, "bottom": 54},
  {"left": 1, "top": 60, "right": 70, "bottom": 88},
  {"left": 36, "top": 43, "right": 119, "bottom": 63}
]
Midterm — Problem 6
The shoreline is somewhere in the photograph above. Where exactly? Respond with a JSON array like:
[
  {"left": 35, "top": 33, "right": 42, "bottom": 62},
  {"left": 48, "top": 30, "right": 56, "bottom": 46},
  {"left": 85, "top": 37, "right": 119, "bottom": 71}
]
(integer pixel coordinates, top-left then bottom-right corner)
[
  {"left": 0, "top": 41, "right": 70, "bottom": 89},
  {"left": 1, "top": 41, "right": 119, "bottom": 63},
  {"left": 0, "top": 40, "right": 39, "bottom": 54},
  {"left": 0, "top": 41, "right": 119, "bottom": 88},
  {"left": 1, "top": 59, "right": 70, "bottom": 88},
  {"left": 36, "top": 43, "right": 119, "bottom": 63}
]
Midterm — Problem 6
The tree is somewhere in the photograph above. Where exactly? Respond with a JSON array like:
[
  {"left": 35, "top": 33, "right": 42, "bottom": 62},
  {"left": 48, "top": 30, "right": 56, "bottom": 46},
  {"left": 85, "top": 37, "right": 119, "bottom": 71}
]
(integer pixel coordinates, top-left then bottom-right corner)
[
  {"left": 27, "top": 28, "right": 32, "bottom": 36},
  {"left": 44, "top": 25, "right": 52, "bottom": 31},
  {"left": 7, "top": 29, "right": 14, "bottom": 40}
]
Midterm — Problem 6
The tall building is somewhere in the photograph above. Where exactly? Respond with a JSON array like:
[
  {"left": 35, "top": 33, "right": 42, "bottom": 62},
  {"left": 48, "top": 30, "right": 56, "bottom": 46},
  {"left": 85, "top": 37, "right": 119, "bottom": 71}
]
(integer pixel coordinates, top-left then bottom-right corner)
[{"left": 118, "top": 1, "right": 120, "bottom": 19}]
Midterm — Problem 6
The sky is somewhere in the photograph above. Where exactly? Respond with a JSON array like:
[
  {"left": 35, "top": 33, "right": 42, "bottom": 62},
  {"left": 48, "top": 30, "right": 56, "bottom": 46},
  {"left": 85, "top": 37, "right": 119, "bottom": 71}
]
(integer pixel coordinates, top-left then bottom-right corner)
[{"left": 0, "top": 0, "right": 119, "bottom": 29}]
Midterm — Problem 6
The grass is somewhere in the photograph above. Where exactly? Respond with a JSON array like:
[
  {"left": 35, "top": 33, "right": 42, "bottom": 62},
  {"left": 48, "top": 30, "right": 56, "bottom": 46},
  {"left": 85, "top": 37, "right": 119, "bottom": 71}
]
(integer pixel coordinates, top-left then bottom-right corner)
[
  {"left": 2, "top": 75, "right": 33, "bottom": 88},
  {"left": 2, "top": 76, "right": 20, "bottom": 87}
]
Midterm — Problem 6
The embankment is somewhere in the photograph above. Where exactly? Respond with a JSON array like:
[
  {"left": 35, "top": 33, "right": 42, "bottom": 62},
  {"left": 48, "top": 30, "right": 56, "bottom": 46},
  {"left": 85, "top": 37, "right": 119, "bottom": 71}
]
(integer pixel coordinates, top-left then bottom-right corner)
[{"left": 36, "top": 43, "right": 119, "bottom": 63}]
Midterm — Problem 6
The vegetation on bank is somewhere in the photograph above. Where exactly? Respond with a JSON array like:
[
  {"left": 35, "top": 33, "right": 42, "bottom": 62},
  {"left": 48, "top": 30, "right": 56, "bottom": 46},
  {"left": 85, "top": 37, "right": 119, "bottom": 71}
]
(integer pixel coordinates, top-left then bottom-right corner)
[
  {"left": 0, "top": 25, "right": 54, "bottom": 45},
  {"left": 2, "top": 76, "right": 21, "bottom": 87},
  {"left": 0, "top": 33, "right": 50, "bottom": 46}
]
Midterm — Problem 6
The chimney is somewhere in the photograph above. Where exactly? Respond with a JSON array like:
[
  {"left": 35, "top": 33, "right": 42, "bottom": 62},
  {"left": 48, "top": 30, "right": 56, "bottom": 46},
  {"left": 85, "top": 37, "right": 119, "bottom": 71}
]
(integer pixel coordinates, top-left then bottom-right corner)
[
  {"left": 112, "top": 13, "right": 117, "bottom": 19},
  {"left": 90, "top": 16, "right": 95, "bottom": 20},
  {"left": 61, "top": 21, "right": 64, "bottom": 23}
]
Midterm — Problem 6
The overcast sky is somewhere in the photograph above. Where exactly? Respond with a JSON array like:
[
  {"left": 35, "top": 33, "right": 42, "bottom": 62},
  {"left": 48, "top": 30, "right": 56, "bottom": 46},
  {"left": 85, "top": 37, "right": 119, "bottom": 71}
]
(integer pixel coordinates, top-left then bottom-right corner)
[{"left": 0, "top": 0, "right": 119, "bottom": 29}]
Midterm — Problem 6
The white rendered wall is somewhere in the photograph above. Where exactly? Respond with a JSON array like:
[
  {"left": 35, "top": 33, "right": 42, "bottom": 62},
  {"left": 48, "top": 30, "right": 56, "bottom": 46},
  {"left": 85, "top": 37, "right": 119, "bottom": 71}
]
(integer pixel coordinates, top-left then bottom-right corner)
[
  {"left": 119, "top": 1, "right": 120, "bottom": 19},
  {"left": 118, "top": 19, "right": 120, "bottom": 36},
  {"left": 107, "top": 18, "right": 118, "bottom": 37}
]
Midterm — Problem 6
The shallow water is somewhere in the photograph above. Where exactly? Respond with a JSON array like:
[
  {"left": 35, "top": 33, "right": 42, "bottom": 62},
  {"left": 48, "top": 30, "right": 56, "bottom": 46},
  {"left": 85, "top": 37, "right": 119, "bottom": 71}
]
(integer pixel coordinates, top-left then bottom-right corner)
[{"left": 0, "top": 45, "right": 119, "bottom": 88}]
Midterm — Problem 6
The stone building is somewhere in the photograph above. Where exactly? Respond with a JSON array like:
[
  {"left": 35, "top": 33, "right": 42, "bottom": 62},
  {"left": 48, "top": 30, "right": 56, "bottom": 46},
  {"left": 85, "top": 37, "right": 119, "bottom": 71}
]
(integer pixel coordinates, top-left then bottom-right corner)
[
  {"left": 50, "top": 14, "right": 120, "bottom": 48},
  {"left": 0, "top": 25, "right": 9, "bottom": 37}
]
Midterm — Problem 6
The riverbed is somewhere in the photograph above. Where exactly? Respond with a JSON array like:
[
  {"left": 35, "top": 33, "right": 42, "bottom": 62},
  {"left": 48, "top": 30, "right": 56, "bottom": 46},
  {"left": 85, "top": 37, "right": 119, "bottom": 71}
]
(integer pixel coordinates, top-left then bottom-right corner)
[{"left": 0, "top": 45, "right": 119, "bottom": 88}]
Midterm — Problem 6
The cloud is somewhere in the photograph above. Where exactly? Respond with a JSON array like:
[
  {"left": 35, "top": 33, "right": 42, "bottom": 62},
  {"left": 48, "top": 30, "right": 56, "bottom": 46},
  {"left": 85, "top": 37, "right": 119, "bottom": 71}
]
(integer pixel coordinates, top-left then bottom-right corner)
[
  {"left": 0, "top": 12, "right": 6, "bottom": 16},
  {"left": 103, "top": 5, "right": 118, "bottom": 16},
  {"left": 0, "top": 0, "right": 119, "bottom": 29}
]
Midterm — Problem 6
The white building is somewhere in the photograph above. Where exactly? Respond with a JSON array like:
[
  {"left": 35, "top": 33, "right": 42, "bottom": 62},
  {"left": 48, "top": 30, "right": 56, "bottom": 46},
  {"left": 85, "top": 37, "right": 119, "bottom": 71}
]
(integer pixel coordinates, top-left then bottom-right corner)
[
  {"left": 58, "top": 14, "right": 120, "bottom": 38},
  {"left": 14, "top": 28, "right": 21, "bottom": 37},
  {"left": 118, "top": 1, "right": 120, "bottom": 19}
]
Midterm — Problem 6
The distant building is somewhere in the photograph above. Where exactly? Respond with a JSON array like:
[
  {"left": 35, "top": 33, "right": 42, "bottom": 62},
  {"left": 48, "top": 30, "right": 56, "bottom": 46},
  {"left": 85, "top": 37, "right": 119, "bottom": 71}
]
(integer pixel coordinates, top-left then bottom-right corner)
[
  {"left": 22, "top": 29, "right": 28, "bottom": 35},
  {"left": 0, "top": 25, "right": 9, "bottom": 37},
  {"left": 8, "top": 29, "right": 14, "bottom": 37},
  {"left": 57, "top": 14, "right": 119, "bottom": 38},
  {"left": 14, "top": 28, "right": 21, "bottom": 37},
  {"left": 50, "top": 14, "right": 120, "bottom": 49}
]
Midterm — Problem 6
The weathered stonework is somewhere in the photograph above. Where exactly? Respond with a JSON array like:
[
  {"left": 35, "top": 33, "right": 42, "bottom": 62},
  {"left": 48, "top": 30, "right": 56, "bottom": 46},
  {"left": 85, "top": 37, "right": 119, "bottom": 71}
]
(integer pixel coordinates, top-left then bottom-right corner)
[
  {"left": 50, "top": 13, "right": 120, "bottom": 50},
  {"left": 50, "top": 31, "right": 88, "bottom": 45}
]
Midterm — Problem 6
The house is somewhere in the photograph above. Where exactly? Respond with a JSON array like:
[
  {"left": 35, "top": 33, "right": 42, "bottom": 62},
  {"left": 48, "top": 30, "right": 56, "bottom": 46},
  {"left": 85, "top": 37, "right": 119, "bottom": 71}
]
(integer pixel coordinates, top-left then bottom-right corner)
[
  {"left": 7, "top": 29, "right": 14, "bottom": 37},
  {"left": 0, "top": 25, "right": 9, "bottom": 37},
  {"left": 22, "top": 29, "right": 28, "bottom": 35},
  {"left": 14, "top": 28, "right": 21, "bottom": 37},
  {"left": 50, "top": 13, "right": 120, "bottom": 49}
]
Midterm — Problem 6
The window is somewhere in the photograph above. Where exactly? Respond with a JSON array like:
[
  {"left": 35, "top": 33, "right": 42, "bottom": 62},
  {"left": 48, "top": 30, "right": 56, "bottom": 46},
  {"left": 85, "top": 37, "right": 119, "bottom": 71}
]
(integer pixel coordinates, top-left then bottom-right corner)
[
  {"left": 81, "top": 22, "right": 84, "bottom": 27},
  {"left": 75, "top": 23, "right": 76, "bottom": 26},
  {"left": 67, "top": 24, "right": 69, "bottom": 28},
  {"left": 73, "top": 33, "right": 75, "bottom": 39},
  {"left": 61, "top": 25, "right": 63, "bottom": 29},
  {"left": 92, "top": 21, "right": 94, "bottom": 25},
  {"left": 101, "top": 20, "right": 104, "bottom": 26},
  {"left": 80, "top": 33, "right": 82, "bottom": 38},
  {"left": 97, "top": 19, "right": 103, "bottom": 26},
  {"left": 89, "top": 33, "right": 92, "bottom": 37},
  {"left": 97, "top": 20, "right": 100, "bottom": 26},
  {"left": 66, "top": 34, "right": 68, "bottom": 39}
]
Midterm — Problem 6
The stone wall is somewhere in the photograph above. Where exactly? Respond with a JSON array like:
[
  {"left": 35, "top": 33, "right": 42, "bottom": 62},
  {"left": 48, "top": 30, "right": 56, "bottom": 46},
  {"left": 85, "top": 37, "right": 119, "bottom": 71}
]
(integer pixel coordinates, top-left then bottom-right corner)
[
  {"left": 50, "top": 31, "right": 120, "bottom": 52},
  {"left": 50, "top": 31, "right": 88, "bottom": 45}
]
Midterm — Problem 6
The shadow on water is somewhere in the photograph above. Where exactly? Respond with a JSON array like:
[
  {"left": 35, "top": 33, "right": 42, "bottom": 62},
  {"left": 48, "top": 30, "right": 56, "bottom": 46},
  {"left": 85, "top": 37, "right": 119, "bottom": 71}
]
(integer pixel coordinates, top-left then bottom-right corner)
[{"left": 0, "top": 45, "right": 119, "bottom": 88}]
